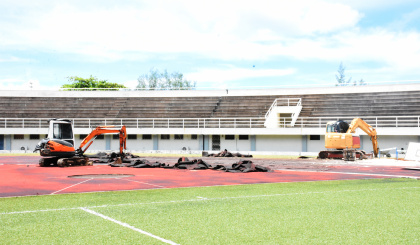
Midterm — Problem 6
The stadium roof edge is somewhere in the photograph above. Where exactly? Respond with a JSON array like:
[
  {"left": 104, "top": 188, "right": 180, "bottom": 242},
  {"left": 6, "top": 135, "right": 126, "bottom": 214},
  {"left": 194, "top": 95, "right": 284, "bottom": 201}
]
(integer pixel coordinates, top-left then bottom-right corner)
[{"left": 1, "top": 83, "right": 420, "bottom": 98}]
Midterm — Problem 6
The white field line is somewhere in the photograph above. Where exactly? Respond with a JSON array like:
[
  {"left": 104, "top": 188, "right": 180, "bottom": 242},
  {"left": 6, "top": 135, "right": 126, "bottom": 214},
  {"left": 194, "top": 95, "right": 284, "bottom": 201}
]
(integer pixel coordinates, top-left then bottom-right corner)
[
  {"left": 1, "top": 186, "right": 419, "bottom": 216},
  {"left": 118, "top": 178, "right": 166, "bottom": 188},
  {"left": 278, "top": 169, "right": 420, "bottom": 179},
  {"left": 80, "top": 207, "right": 179, "bottom": 245},
  {"left": 50, "top": 178, "right": 93, "bottom": 195}
]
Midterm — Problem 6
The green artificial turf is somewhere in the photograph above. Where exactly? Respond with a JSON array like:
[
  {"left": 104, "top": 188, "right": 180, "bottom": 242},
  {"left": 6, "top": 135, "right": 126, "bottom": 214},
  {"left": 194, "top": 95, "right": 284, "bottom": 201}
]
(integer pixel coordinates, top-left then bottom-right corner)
[{"left": 1, "top": 178, "right": 419, "bottom": 244}]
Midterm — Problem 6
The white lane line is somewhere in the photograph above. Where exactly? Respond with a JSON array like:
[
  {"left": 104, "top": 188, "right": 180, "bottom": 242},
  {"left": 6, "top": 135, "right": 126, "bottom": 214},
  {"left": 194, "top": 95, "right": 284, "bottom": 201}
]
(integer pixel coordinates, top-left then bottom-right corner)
[
  {"left": 278, "top": 169, "right": 420, "bottom": 179},
  {"left": 2, "top": 186, "right": 419, "bottom": 216},
  {"left": 118, "top": 178, "right": 165, "bottom": 188},
  {"left": 50, "top": 178, "right": 93, "bottom": 195},
  {"left": 80, "top": 207, "right": 179, "bottom": 245}
]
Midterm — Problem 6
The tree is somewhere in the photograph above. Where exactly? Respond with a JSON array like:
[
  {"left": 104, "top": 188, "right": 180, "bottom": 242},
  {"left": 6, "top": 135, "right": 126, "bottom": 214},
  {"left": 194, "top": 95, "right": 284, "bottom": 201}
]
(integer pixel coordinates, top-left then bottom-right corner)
[
  {"left": 335, "top": 63, "right": 367, "bottom": 86},
  {"left": 358, "top": 79, "right": 367, "bottom": 86},
  {"left": 61, "top": 76, "right": 126, "bottom": 90},
  {"left": 137, "top": 68, "right": 196, "bottom": 90},
  {"left": 335, "top": 62, "right": 352, "bottom": 86}
]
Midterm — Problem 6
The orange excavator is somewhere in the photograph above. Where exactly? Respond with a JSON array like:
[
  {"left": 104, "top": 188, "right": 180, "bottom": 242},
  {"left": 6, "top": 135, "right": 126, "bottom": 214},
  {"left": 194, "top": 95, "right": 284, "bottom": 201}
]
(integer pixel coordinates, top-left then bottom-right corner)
[
  {"left": 34, "top": 119, "right": 126, "bottom": 167},
  {"left": 318, "top": 118, "right": 379, "bottom": 160}
]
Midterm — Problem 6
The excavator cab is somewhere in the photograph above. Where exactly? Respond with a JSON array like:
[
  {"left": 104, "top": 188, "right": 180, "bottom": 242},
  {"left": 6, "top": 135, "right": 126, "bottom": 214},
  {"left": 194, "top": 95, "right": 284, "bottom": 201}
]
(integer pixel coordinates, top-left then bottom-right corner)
[
  {"left": 48, "top": 119, "right": 75, "bottom": 146},
  {"left": 34, "top": 119, "right": 77, "bottom": 158},
  {"left": 326, "top": 120, "right": 349, "bottom": 133}
]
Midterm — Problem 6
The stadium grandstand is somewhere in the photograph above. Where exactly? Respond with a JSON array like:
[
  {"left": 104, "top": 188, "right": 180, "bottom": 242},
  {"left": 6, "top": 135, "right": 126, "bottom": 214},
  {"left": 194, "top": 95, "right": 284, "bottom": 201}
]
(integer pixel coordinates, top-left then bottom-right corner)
[{"left": 1, "top": 83, "right": 420, "bottom": 155}]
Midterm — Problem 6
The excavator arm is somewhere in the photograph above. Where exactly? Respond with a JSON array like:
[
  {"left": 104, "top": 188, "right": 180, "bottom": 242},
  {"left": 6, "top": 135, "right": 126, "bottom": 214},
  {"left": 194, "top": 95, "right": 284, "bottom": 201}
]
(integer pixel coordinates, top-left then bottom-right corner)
[
  {"left": 347, "top": 118, "right": 379, "bottom": 157},
  {"left": 77, "top": 125, "right": 127, "bottom": 156}
]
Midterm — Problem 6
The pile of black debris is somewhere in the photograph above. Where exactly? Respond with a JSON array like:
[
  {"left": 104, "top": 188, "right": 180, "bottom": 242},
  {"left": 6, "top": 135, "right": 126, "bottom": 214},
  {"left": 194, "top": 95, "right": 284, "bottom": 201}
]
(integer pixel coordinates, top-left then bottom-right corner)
[
  {"left": 85, "top": 152, "right": 136, "bottom": 164},
  {"left": 212, "top": 160, "right": 271, "bottom": 173},
  {"left": 110, "top": 159, "right": 165, "bottom": 168},
  {"left": 166, "top": 157, "right": 213, "bottom": 170},
  {"left": 98, "top": 154, "right": 270, "bottom": 173},
  {"left": 204, "top": 149, "right": 253, "bottom": 158}
]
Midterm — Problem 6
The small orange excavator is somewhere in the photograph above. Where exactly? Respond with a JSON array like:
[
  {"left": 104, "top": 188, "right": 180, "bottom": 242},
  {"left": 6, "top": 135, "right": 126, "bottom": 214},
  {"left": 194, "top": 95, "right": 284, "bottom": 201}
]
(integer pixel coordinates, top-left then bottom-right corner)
[
  {"left": 34, "top": 119, "right": 126, "bottom": 167},
  {"left": 318, "top": 118, "right": 379, "bottom": 160}
]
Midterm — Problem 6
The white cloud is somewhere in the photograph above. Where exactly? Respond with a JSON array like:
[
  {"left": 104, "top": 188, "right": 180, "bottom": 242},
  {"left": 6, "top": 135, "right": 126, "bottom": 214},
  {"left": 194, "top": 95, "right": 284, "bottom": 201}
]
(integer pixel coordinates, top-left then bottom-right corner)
[
  {"left": 186, "top": 67, "right": 297, "bottom": 84},
  {"left": 329, "top": 0, "right": 419, "bottom": 10},
  {"left": 0, "top": 0, "right": 362, "bottom": 61},
  {"left": 0, "top": 56, "right": 32, "bottom": 62},
  {"left": 1, "top": 0, "right": 420, "bottom": 87}
]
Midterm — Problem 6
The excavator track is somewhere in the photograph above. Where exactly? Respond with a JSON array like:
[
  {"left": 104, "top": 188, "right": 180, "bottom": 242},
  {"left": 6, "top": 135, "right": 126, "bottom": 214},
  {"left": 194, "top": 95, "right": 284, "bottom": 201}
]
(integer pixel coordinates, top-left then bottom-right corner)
[
  {"left": 318, "top": 150, "right": 366, "bottom": 160},
  {"left": 39, "top": 157, "right": 59, "bottom": 167},
  {"left": 57, "top": 157, "right": 93, "bottom": 167}
]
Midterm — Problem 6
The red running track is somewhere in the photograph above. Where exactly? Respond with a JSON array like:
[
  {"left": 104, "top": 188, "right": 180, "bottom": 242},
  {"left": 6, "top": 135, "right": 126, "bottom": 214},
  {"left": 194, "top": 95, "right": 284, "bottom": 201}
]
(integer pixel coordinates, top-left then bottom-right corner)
[{"left": 0, "top": 156, "right": 419, "bottom": 197}]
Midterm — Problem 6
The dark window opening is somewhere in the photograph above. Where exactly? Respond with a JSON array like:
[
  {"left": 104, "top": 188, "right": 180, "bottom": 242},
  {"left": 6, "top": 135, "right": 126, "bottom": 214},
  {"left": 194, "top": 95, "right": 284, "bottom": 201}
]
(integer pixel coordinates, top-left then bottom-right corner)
[
  {"left": 239, "top": 135, "right": 249, "bottom": 140},
  {"left": 128, "top": 135, "right": 137, "bottom": 140},
  {"left": 30, "top": 134, "right": 40, "bottom": 140},
  {"left": 161, "top": 134, "right": 170, "bottom": 140},
  {"left": 14, "top": 135, "right": 24, "bottom": 140},
  {"left": 225, "top": 135, "right": 235, "bottom": 140},
  {"left": 142, "top": 134, "right": 152, "bottom": 140},
  {"left": 310, "top": 135, "right": 321, "bottom": 140}
]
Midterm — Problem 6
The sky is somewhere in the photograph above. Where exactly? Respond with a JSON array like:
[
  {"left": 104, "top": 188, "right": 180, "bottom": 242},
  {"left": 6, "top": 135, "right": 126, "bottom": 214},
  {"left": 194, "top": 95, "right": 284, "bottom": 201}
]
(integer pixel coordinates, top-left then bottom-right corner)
[{"left": 1, "top": 0, "right": 420, "bottom": 90}]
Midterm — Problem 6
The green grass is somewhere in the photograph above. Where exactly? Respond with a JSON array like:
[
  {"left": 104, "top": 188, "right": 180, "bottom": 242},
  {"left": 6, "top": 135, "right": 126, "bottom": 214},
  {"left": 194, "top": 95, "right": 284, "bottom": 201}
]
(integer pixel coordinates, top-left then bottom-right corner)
[{"left": 1, "top": 179, "right": 419, "bottom": 244}]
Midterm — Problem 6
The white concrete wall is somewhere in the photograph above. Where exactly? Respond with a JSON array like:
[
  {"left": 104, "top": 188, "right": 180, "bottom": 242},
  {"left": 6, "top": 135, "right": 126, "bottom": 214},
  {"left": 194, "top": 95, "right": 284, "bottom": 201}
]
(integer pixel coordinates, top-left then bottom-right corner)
[
  {"left": 151, "top": 134, "right": 200, "bottom": 151},
  {"left": 361, "top": 135, "right": 417, "bottom": 153},
  {"left": 6, "top": 133, "right": 420, "bottom": 153},
  {"left": 219, "top": 135, "right": 251, "bottom": 151},
  {"left": 255, "top": 135, "right": 302, "bottom": 152},
  {"left": 307, "top": 135, "right": 326, "bottom": 152},
  {"left": 128, "top": 137, "right": 154, "bottom": 151},
  {"left": 11, "top": 135, "right": 42, "bottom": 151},
  {"left": 109, "top": 136, "right": 154, "bottom": 151}
]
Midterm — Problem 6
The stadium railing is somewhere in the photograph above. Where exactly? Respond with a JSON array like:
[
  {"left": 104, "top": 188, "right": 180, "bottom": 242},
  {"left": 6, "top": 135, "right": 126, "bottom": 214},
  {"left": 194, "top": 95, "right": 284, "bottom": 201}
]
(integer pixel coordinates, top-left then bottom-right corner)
[{"left": 0, "top": 116, "right": 419, "bottom": 129}]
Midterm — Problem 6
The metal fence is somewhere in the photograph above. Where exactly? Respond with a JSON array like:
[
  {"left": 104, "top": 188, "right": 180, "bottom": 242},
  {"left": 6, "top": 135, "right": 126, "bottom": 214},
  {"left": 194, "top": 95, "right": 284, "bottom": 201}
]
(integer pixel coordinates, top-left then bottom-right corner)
[
  {"left": 0, "top": 118, "right": 266, "bottom": 129},
  {"left": 293, "top": 116, "right": 420, "bottom": 128},
  {"left": 0, "top": 116, "right": 419, "bottom": 129}
]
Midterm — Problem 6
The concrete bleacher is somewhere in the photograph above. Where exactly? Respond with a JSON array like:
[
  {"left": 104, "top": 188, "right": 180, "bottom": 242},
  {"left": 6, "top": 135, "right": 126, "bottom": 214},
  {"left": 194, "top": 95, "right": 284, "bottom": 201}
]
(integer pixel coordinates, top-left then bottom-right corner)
[
  {"left": 298, "top": 91, "right": 420, "bottom": 118},
  {"left": 1, "top": 88, "right": 420, "bottom": 126},
  {"left": 0, "top": 96, "right": 220, "bottom": 119}
]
